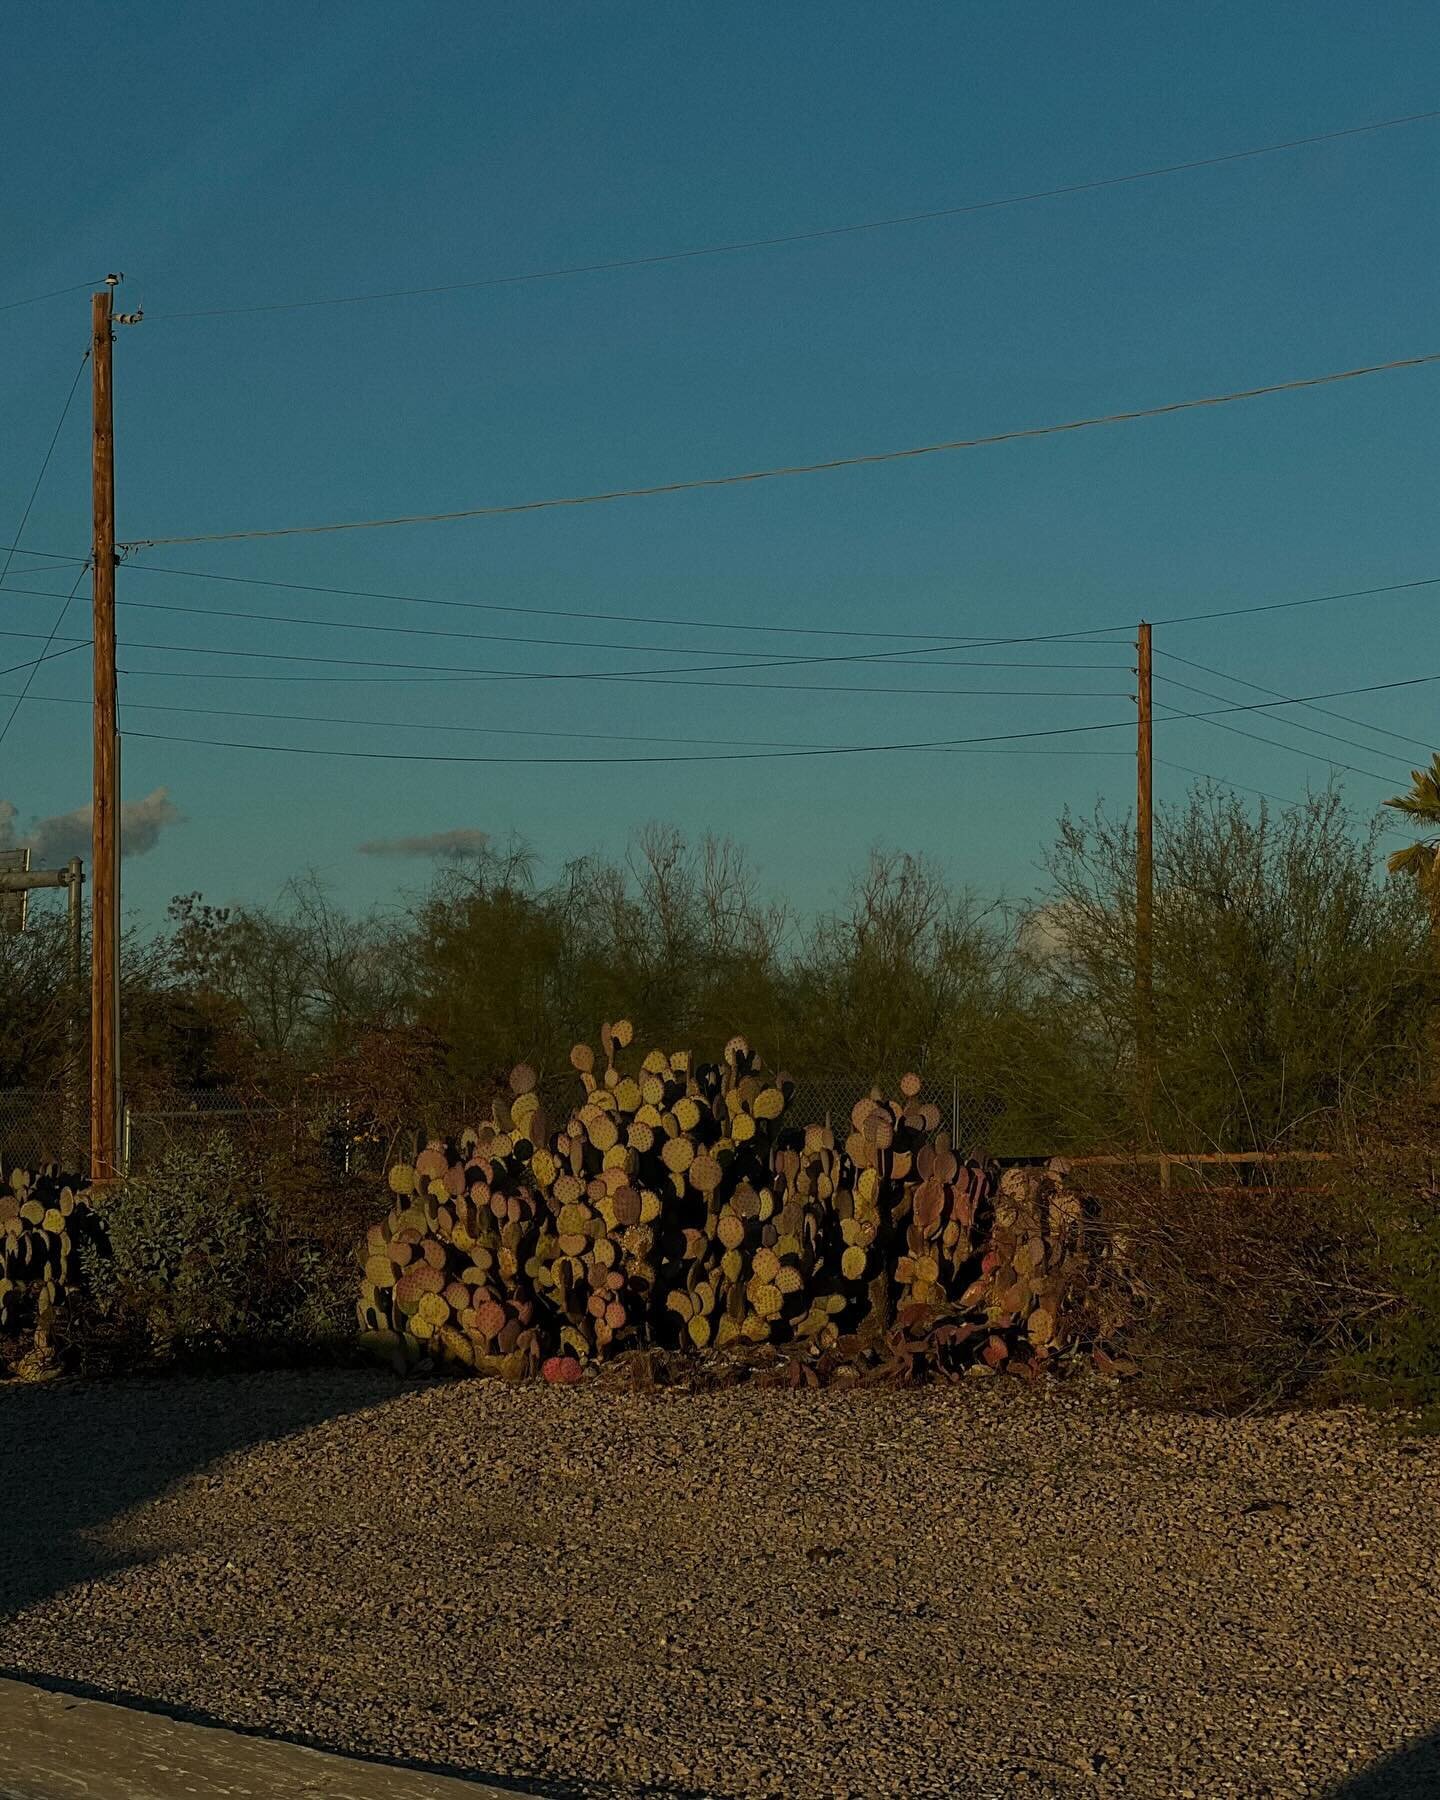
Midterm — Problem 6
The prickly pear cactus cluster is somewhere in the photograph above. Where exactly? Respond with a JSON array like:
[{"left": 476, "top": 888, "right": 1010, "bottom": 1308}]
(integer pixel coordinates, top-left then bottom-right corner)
[
  {"left": 0, "top": 1162, "right": 97, "bottom": 1341},
  {"left": 968, "top": 1166, "right": 1089, "bottom": 1360},
  {"left": 358, "top": 1072, "right": 549, "bottom": 1377},
  {"left": 359, "top": 1023, "right": 1099, "bottom": 1382}
]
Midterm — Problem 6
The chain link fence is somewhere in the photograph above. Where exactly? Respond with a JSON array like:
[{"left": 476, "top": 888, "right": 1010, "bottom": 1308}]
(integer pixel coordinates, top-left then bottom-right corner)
[
  {"left": 3, "top": 1071, "right": 1006, "bottom": 1174},
  {"left": 780, "top": 1072, "right": 1003, "bottom": 1155},
  {"left": 0, "top": 1088, "right": 87, "bottom": 1170}
]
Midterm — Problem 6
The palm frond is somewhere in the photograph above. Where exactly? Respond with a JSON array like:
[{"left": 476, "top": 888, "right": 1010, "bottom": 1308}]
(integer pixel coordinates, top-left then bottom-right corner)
[
  {"left": 1384, "top": 754, "right": 1440, "bottom": 827},
  {"left": 1386, "top": 842, "right": 1436, "bottom": 878}
]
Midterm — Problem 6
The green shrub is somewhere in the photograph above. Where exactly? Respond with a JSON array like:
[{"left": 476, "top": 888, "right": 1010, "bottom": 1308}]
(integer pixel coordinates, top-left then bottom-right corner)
[
  {"left": 90, "top": 1134, "right": 277, "bottom": 1354},
  {"left": 75, "top": 1128, "right": 385, "bottom": 1370},
  {"left": 1328, "top": 1119, "right": 1440, "bottom": 1427}
]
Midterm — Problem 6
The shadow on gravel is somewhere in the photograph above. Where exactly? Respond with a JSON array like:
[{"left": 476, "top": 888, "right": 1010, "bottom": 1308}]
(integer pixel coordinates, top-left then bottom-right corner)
[
  {"left": 0, "top": 1370, "right": 398, "bottom": 1621},
  {"left": 0, "top": 1373, "right": 712, "bottom": 1799},
  {"left": 1327, "top": 1729, "right": 1440, "bottom": 1799}
]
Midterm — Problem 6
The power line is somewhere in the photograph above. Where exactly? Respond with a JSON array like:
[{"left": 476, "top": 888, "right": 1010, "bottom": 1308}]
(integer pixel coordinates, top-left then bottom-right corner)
[
  {"left": 4, "top": 555, "right": 1137, "bottom": 651},
  {"left": 1154, "top": 757, "right": 1313, "bottom": 812},
  {"left": 45, "top": 618, "right": 1144, "bottom": 686},
  {"left": 99, "top": 632, "right": 1440, "bottom": 706},
  {"left": 0, "top": 688, "right": 1141, "bottom": 758},
  {"left": 0, "top": 566, "right": 90, "bottom": 746},
  {"left": 1153, "top": 671, "right": 1413, "bottom": 770},
  {"left": 0, "top": 556, "right": 1409, "bottom": 701},
  {"left": 122, "top": 350, "right": 1440, "bottom": 550},
  {"left": 113, "top": 665, "right": 1131, "bottom": 695},
  {"left": 144, "top": 108, "right": 1440, "bottom": 323},
  {"left": 0, "top": 282, "right": 108, "bottom": 322},
  {"left": 105, "top": 640, "right": 1125, "bottom": 697},
  {"left": 1155, "top": 647, "right": 1436, "bottom": 755},
  {"left": 118, "top": 557, "right": 1130, "bottom": 646},
  {"left": 0, "top": 348, "right": 89, "bottom": 596},
  {"left": 5, "top": 666, "right": 1389, "bottom": 777},
  {"left": 96, "top": 664, "right": 1440, "bottom": 719},
  {"left": 117, "top": 716, "right": 1140, "bottom": 766},
  {"left": 15, "top": 544, "right": 1440, "bottom": 651},
  {"left": 107, "top": 678, "right": 1440, "bottom": 767},
  {"left": 0, "top": 546, "right": 85, "bottom": 564},
  {"left": 7, "top": 617, "right": 1117, "bottom": 683},
  {"left": 99, "top": 560, "right": 1440, "bottom": 646},
  {"left": 1153, "top": 700, "right": 1400, "bottom": 785},
  {"left": 97, "top": 593, "right": 1137, "bottom": 673},
  {"left": 23, "top": 577, "right": 1108, "bottom": 668},
  {"left": 1151, "top": 572, "right": 1440, "bottom": 629},
  {"left": 0, "top": 640, "right": 91, "bottom": 681},
  {"left": 0, "top": 558, "right": 88, "bottom": 585},
  {"left": 0, "top": 336, "right": 90, "bottom": 735},
  {"left": 1153, "top": 757, "right": 1413, "bottom": 844}
]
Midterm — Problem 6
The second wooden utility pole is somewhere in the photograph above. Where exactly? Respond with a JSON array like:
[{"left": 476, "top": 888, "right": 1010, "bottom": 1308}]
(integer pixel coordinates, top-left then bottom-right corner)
[
  {"left": 91, "top": 289, "right": 119, "bottom": 1183},
  {"left": 1136, "top": 619, "right": 1154, "bottom": 1126}
]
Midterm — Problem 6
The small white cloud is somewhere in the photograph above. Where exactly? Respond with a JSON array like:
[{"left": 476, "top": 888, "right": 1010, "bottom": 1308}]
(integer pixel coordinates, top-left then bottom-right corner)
[
  {"left": 0, "top": 788, "right": 183, "bottom": 865},
  {"left": 1018, "top": 901, "right": 1076, "bottom": 962},
  {"left": 357, "top": 828, "right": 489, "bottom": 861}
]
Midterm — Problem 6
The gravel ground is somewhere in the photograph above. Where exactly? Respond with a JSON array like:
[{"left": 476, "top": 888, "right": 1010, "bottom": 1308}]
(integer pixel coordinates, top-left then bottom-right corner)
[{"left": 0, "top": 1371, "right": 1436, "bottom": 1800}]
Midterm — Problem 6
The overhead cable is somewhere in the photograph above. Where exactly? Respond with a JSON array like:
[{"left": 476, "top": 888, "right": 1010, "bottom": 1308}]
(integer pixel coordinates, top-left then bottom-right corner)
[
  {"left": 101, "top": 633, "right": 1440, "bottom": 703},
  {"left": 144, "top": 108, "right": 1440, "bottom": 322},
  {"left": 121, "top": 351, "right": 1440, "bottom": 550},
  {"left": 0, "top": 560, "right": 90, "bottom": 746},
  {"left": 0, "top": 630, "right": 91, "bottom": 686},
  {"left": 1152, "top": 671, "right": 1412, "bottom": 770},
  {"left": 0, "top": 279, "right": 111, "bottom": 317},
  {"left": 0, "top": 689, "right": 1141, "bottom": 758},
  {"left": 115, "top": 718, "right": 1141, "bottom": 766},
  {"left": 0, "top": 348, "right": 90, "bottom": 596},
  {"left": 14, "top": 546, "right": 1440, "bottom": 652},
  {"left": 107, "top": 562, "right": 1440, "bottom": 646},
  {"left": 100, "top": 592, "right": 1133, "bottom": 673},
  {"left": 1154, "top": 647, "right": 1437, "bottom": 755},
  {"left": 115, "top": 558, "right": 1132, "bottom": 647},
  {"left": 111, "top": 664, "right": 1132, "bottom": 697},
  {"left": 1153, "top": 756, "right": 1413, "bottom": 842},
  {"left": 1152, "top": 701, "right": 1399, "bottom": 785},
  {"left": 1154, "top": 757, "right": 1313, "bottom": 812},
  {"left": 112, "top": 677, "right": 1440, "bottom": 767}
]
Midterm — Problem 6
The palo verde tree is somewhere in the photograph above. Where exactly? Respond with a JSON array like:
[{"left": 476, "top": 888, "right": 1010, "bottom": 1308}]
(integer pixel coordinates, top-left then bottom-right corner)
[
  {"left": 1031, "top": 782, "right": 1431, "bottom": 1149},
  {"left": 1384, "top": 752, "right": 1440, "bottom": 1089}
]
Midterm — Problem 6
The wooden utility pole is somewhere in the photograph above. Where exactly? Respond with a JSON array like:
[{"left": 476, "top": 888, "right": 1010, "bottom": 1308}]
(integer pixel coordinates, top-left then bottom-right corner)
[
  {"left": 90, "top": 289, "right": 119, "bottom": 1183},
  {"left": 1136, "top": 619, "right": 1154, "bottom": 1127}
]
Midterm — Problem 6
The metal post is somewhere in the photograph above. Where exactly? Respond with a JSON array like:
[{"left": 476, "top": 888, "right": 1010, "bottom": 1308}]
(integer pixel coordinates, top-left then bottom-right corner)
[
  {"left": 66, "top": 857, "right": 83, "bottom": 985},
  {"left": 65, "top": 858, "right": 84, "bottom": 1168},
  {"left": 1136, "top": 620, "right": 1154, "bottom": 1130}
]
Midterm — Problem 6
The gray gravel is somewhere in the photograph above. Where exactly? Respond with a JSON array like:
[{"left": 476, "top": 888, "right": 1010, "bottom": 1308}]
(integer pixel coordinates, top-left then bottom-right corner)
[{"left": 0, "top": 1371, "right": 1436, "bottom": 1799}]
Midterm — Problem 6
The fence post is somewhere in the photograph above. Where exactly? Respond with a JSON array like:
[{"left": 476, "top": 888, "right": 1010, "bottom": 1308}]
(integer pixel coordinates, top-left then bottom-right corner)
[
  {"left": 1159, "top": 1153, "right": 1171, "bottom": 1193},
  {"left": 952, "top": 1074, "right": 959, "bottom": 1145},
  {"left": 120, "top": 1099, "right": 132, "bottom": 1177}
]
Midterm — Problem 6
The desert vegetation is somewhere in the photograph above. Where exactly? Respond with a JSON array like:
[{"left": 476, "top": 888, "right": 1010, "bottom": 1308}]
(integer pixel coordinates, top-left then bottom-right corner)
[{"left": 1, "top": 776, "right": 1436, "bottom": 1417}]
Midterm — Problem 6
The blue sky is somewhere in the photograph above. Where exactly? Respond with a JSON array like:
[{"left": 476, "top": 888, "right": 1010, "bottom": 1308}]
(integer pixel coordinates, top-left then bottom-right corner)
[{"left": 3, "top": 1, "right": 1438, "bottom": 929}]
